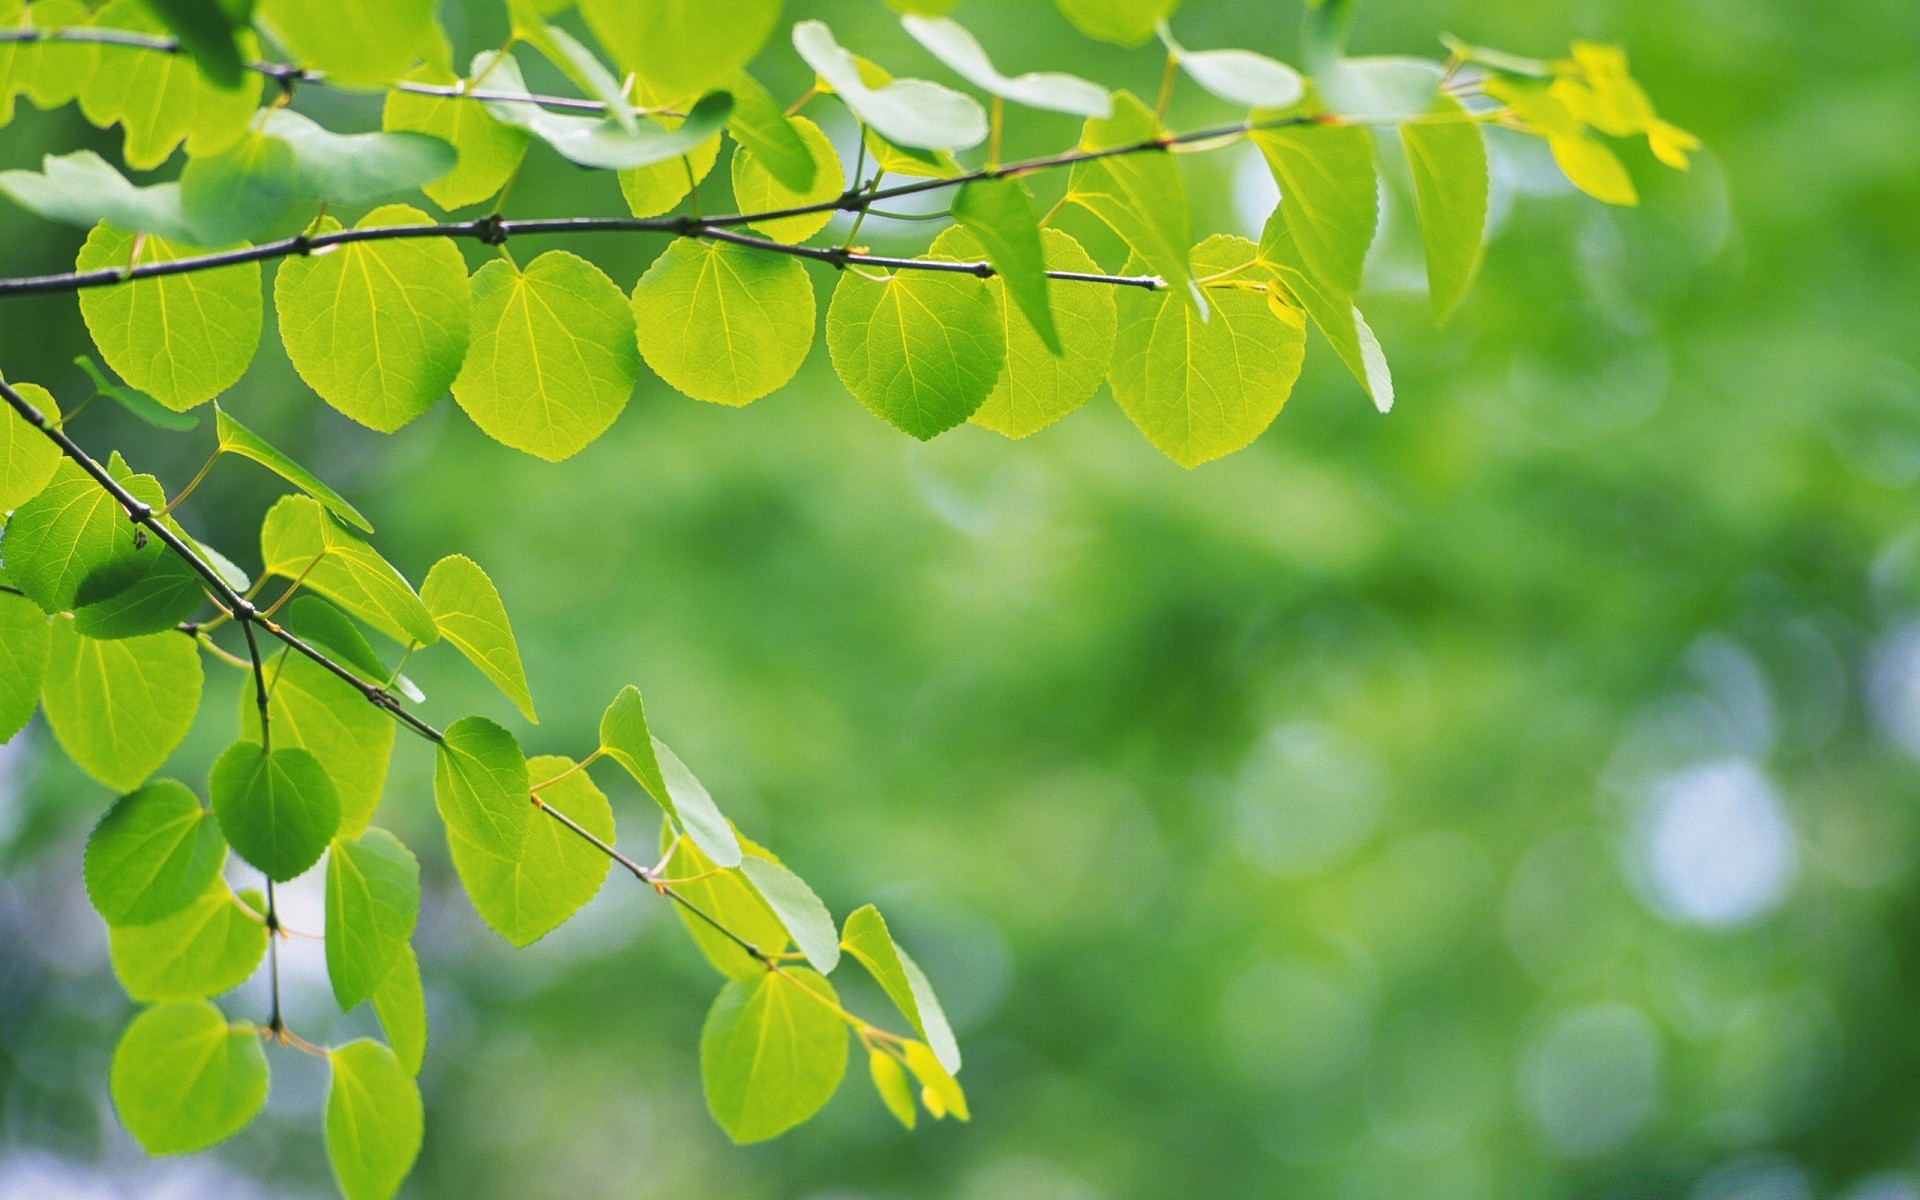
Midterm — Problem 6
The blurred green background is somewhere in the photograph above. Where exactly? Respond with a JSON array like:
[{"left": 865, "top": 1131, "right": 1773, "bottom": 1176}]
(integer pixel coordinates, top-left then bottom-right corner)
[{"left": 6, "top": 0, "right": 1920, "bottom": 1196}]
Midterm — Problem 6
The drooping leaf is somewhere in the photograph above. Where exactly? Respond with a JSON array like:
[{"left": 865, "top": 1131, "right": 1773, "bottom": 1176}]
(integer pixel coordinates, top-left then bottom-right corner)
[
  {"left": 110, "top": 1001, "right": 268, "bottom": 1155},
  {"left": 0, "top": 151, "right": 201, "bottom": 243},
  {"left": 1549, "top": 131, "right": 1639, "bottom": 206},
  {"left": 179, "top": 133, "right": 298, "bottom": 247},
  {"left": 84, "top": 779, "right": 227, "bottom": 927},
  {"left": 647, "top": 731, "right": 743, "bottom": 869},
  {"left": 262, "top": 109, "right": 458, "bottom": 206},
  {"left": 214, "top": 406, "right": 373, "bottom": 533},
  {"left": 840, "top": 904, "right": 961, "bottom": 1072},
  {"left": 71, "top": 547, "right": 203, "bottom": 640},
  {"left": 1054, "top": 0, "right": 1178, "bottom": 48},
  {"left": 1067, "top": 92, "right": 1199, "bottom": 311},
  {"left": 108, "top": 881, "right": 267, "bottom": 1002},
  {"left": 382, "top": 66, "right": 532, "bottom": 211},
  {"left": 903, "top": 1038, "right": 968, "bottom": 1120},
  {"left": 325, "top": 1040, "right": 423, "bottom": 1200},
  {"left": 274, "top": 206, "right": 471, "bottom": 434},
  {"left": 71, "top": 355, "right": 198, "bottom": 432},
  {"left": 260, "top": 0, "right": 439, "bottom": 88},
  {"left": 41, "top": 619, "right": 203, "bottom": 791},
  {"left": 1, "top": 457, "right": 139, "bottom": 613},
  {"left": 433, "top": 715, "right": 531, "bottom": 874},
  {"left": 209, "top": 740, "right": 341, "bottom": 882},
  {"left": 724, "top": 71, "right": 818, "bottom": 193},
  {"left": 371, "top": 945, "right": 427, "bottom": 1075},
  {"left": 1251, "top": 122, "right": 1379, "bottom": 299},
  {"left": 509, "top": 7, "right": 636, "bottom": 133},
  {"left": 282, "top": 596, "right": 390, "bottom": 682},
  {"left": 579, "top": 0, "right": 781, "bottom": 102},
  {"left": 451, "top": 250, "right": 638, "bottom": 462},
  {"left": 929, "top": 226, "right": 1116, "bottom": 438},
  {"left": 76, "top": 223, "right": 263, "bottom": 412},
  {"left": 902, "top": 16, "right": 1110, "bottom": 117},
  {"left": 728, "top": 115, "right": 842, "bottom": 243},
  {"left": 0, "top": 591, "right": 49, "bottom": 741},
  {"left": 792, "top": 20, "right": 987, "bottom": 153},
  {"left": 77, "top": 0, "right": 261, "bottom": 169},
  {"left": 615, "top": 118, "right": 719, "bottom": 218},
  {"left": 826, "top": 265, "right": 1004, "bottom": 440},
  {"left": 139, "top": 0, "right": 248, "bottom": 89},
  {"left": 869, "top": 1048, "right": 917, "bottom": 1128},
  {"left": 1175, "top": 48, "right": 1304, "bottom": 111},
  {"left": 239, "top": 650, "right": 394, "bottom": 840},
  {"left": 1257, "top": 214, "right": 1391, "bottom": 410},
  {"left": 631, "top": 240, "right": 815, "bottom": 407},
  {"left": 325, "top": 828, "right": 420, "bottom": 1010},
  {"left": 740, "top": 857, "right": 839, "bottom": 974},
  {"left": 260, "top": 495, "right": 438, "bottom": 647},
  {"left": 1109, "top": 235, "right": 1307, "bottom": 466},
  {"left": 700, "top": 968, "right": 849, "bottom": 1144},
  {"left": 0, "top": 379, "right": 60, "bottom": 510},
  {"left": 950, "top": 177, "right": 1059, "bottom": 354},
  {"left": 421, "top": 555, "right": 536, "bottom": 721},
  {"left": 459, "top": 753, "right": 613, "bottom": 945},
  {"left": 478, "top": 51, "right": 735, "bottom": 171},
  {"left": 661, "top": 826, "right": 785, "bottom": 980}
]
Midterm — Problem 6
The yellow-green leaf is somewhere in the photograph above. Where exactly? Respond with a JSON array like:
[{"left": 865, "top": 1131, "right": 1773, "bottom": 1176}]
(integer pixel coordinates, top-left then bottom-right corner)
[
  {"left": 108, "top": 880, "right": 266, "bottom": 1002},
  {"left": 459, "top": 754, "right": 613, "bottom": 946},
  {"left": 421, "top": 554, "right": 535, "bottom": 721},
  {"left": 260, "top": 494, "right": 438, "bottom": 648},
  {"left": 700, "top": 968, "right": 848, "bottom": 1143},
  {"left": 1401, "top": 94, "right": 1489, "bottom": 322},
  {"left": 41, "top": 618, "right": 202, "bottom": 792},
  {"left": 728, "top": 115, "right": 841, "bottom": 243},
  {"left": 77, "top": 0, "right": 261, "bottom": 169},
  {"left": 110, "top": 1001, "right": 267, "bottom": 1155},
  {"left": 325, "top": 1040, "right": 423, "bottom": 1200},
  {"left": 1067, "top": 92, "right": 1198, "bottom": 311},
  {"left": 826, "top": 264, "right": 1004, "bottom": 440},
  {"left": 382, "top": 66, "right": 531, "bottom": 211},
  {"left": 631, "top": 240, "right": 815, "bottom": 407}
]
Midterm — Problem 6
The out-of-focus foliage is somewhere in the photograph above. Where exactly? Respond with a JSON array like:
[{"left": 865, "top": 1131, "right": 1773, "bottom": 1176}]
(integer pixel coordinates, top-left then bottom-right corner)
[{"left": 1, "top": 0, "right": 1917, "bottom": 1197}]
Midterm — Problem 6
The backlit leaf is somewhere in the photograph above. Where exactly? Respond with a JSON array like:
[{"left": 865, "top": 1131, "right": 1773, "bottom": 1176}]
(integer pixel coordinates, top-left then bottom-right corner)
[
  {"left": 260, "top": 0, "right": 439, "bottom": 88},
  {"left": 76, "top": 223, "right": 263, "bottom": 412},
  {"left": 1251, "top": 122, "right": 1378, "bottom": 300},
  {"left": 108, "top": 880, "right": 266, "bottom": 1002},
  {"left": 1054, "top": 0, "right": 1178, "bottom": 48},
  {"left": 110, "top": 1001, "right": 267, "bottom": 1155},
  {"left": 260, "top": 494, "right": 438, "bottom": 647},
  {"left": 382, "top": 66, "right": 531, "bottom": 211},
  {"left": 179, "top": 133, "right": 297, "bottom": 247},
  {"left": 840, "top": 904, "right": 961, "bottom": 1072},
  {"left": 631, "top": 240, "right": 815, "bottom": 407},
  {"left": 215, "top": 406, "right": 373, "bottom": 532},
  {"left": 724, "top": 72, "right": 818, "bottom": 193},
  {"left": 452, "top": 250, "right": 638, "bottom": 462},
  {"left": 478, "top": 52, "right": 735, "bottom": 171},
  {"left": 209, "top": 740, "right": 341, "bottom": 882},
  {"left": 84, "top": 779, "right": 226, "bottom": 927},
  {"left": 240, "top": 649, "right": 394, "bottom": 840},
  {"left": 615, "top": 119, "right": 719, "bottom": 218},
  {"left": 600, "top": 689, "right": 742, "bottom": 865},
  {"left": 434, "top": 715, "right": 531, "bottom": 873},
  {"left": 326, "top": 828, "right": 420, "bottom": 1010},
  {"left": 1549, "top": 131, "right": 1638, "bottom": 206},
  {"left": 0, "top": 379, "right": 59, "bottom": 510},
  {"left": 902, "top": 16, "right": 1110, "bottom": 118},
  {"left": 460, "top": 753, "right": 613, "bottom": 945},
  {"left": 700, "top": 968, "right": 848, "bottom": 1143},
  {"left": 0, "top": 591, "right": 48, "bottom": 741},
  {"left": 728, "top": 115, "right": 841, "bottom": 243},
  {"left": 371, "top": 945, "right": 427, "bottom": 1075},
  {"left": 1257, "top": 214, "right": 1391, "bottom": 410},
  {"left": 869, "top": 1049, "right": 917, "bottom": 1128},
  {"left": 579, "top": 0, "right": 781, "bottom": 102},
  {"left": 41, "top": 619, "right": 202, "bottom": 792},
  {"left": 826, "top": 264, "right": 1004, "bottom": 439},
  {"left": 661, "top": 826, "right": 785, "bottom": 979},
  {"left": 1400, "top": 94, "right": 1489, "bottom": 322},
  {"left": 325, "top": 1040, "right": 423, "bottom": 1200},
  {"left": 950, "top": 177, "right": 1059, "bottom": 353},
  {"left": 77, "top": 0, "right": 261, "bottom": 169},
  {"left": 1067, "top": 92, "right": 1199, "bottom": 311},
  {"left": 422, "top": 555, "right": 536, "bottom": 721},
  {"left": 792, "top": 21, "right": 987, "bottom": 152},
  {"left": 275, "top": 205, "right": 472, "bottom": 434}
]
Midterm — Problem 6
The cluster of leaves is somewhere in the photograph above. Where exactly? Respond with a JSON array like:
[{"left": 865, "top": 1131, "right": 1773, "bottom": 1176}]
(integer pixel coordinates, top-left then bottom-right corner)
[{"left": 0, "top": 0, "right": 1695, "bottom": 1196}]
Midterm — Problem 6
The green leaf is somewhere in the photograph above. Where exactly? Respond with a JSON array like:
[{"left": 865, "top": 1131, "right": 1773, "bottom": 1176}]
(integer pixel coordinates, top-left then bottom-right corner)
[
  {"left": 70, "top": 545, "right": 203, "bottom": 640},
  {"left": 728, "top": 115, "right": 842, "bottom": 243},
  {"left": 615, "top": 119, "right": 719, "bottom": 219},
  {"left": 903, "top": 15, "right": 1110, "bottom": 118},
  {"left": 72, "top": 356, "right": 198, "bottom": 432},
  {"left": 371, "top": 945, "right": 427, "bottom": 1075},
  {"left": 1054, "top": 0, "right": 1178, "bottom": 47},
  {"left": 579, "top": 0, "right": 781, "bottom": 103},
  {"left": 0, "top": 591, "right": 49, "bottom": 742},
  {"left": 434, "top": 715, "right": 531, "bottom": 874},
  {"left": 662, "top": 826, "right": 785, "bottom": 980},
  {"left": 478, "top": 52, "right": 735, "bottom": 171},
  {"left": 260, "top": 110, "right": 457, "bottom": 206},
  {"left": 326, "top": 828, "right": 420, "bottom": 1010},
  {"left": 1110, "top": 235, "right": 1307, "bottom": 466},
  {"left": 0, "top": 379, "right": 60, "bottom": 510},
  {"left": 931, "top": 226, "right": 1115, "bottom": 438},
  {"left": 239, "top": 650, "right": 394, "bottom": 840},
  {"left": 421, "top": 554, "right": 536, "bottom": 722},
  {"left": 179, "top": 133, "right": 298, "bottom": 247},
  {"left": 1251, "top": 122, "right": 1379, "bottom": 299},
  {"left": 724, "top": 72, "right": 818, "bottom": 193},
  {"left": 282, "top": 596, "right": 389, "bottom": 681},
  {"left": 458, "top": 753, "right": 613, "bottom": 945},
  {"left": 596, "top": 684, "right": 668, "bottom": 801},
  {"left": 76, "top": 223, "right": 263, "bottom": 412},
  {"left": 0, "top": 0, "right": 92, "bottom": 119},
  {"left": 274, "top": 205, "right": 471, "bottom": 434},
  {"left": 76, "top": 0, "right": 261, "bottom": 169},
  {"left": 260, "top": 0, "right": 439, "bottom": 88},
  {"left": 869, "top": 1048, "right": 917, "bottom": 1129},
  {"left": 451, "top": 251, "right": 638, "bottom": 461},
  {"left": 826, "top": 263, "right": 1004, "bottom": 440},
  {"left": 631, "top": 240, "right": 815, "bottom": 408},
  {"left": 108, "top": 881, "right": 267, "bottom": 1002},
  {"left": 792, "top": 20, "right": 987, "bottom": 152},
  {"left": 85, "top": 779, "right": 227, "bottom": 926},
  {"left": 210, "top": 740, "right": 341, "bottom": 882},
  {"left": 840, "top": 904, "right": 961, "bottom": 1072},
  {"left": 325, "top": 1040, "right": 423, "bottom": 1200},
  {"left": 607, "top": 699, "right": 744, "bottom": 866},
  {"left": 700, "top": 968, "right": 849, "bottom": 1143},
  {"left": 1067, "top": 92, "right": 1199, "bottom": 311},
  {"left": 41, "top": 619, "right": 203, "bottom": 791},
  {"left": 260, "top": 495, "right": 439, "bottom": 647},
  {"left": 740, "top": 857, "right": 839, "bottom": 974},
  {"left": 3, "top": 455, "right": 165, "bottom": 614},
  {"left": 215, "top": 405, "right": 373, "bottom": 533},
  {"left": 1257, "top": 214, "right": 1392, "bottom": 410},
  {"left": 951, "top": 177, "right": 1059, "bottom": 354},
  {"left": 0, "top": 151, "right": 201, "bottom": 243},
  {"left": 1159, "top": 25, "right": 1305, "bottom": 111},
  {"left": 139, "top": 0, "right": 248, "bottom": 89},
  {"left": 110, "top": 1001, "right": 267, "bottom": 1155},
  {"left": 382, "top": 66, "right": 531, "bottom": 211}
]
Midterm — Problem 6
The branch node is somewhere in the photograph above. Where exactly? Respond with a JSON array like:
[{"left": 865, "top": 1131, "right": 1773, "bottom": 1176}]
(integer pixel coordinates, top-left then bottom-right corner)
[
  {"left": 124, "top": 499, "right": 152, "bottom": 523},
  {"left": 472, "top": 213, "right": 510, "bottom": 246}
]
